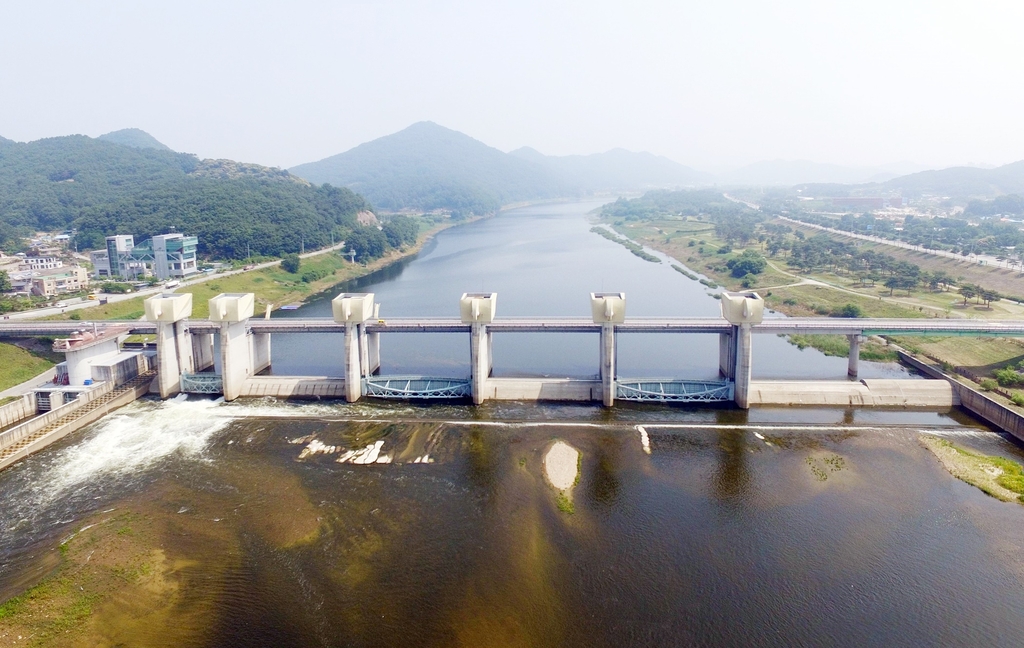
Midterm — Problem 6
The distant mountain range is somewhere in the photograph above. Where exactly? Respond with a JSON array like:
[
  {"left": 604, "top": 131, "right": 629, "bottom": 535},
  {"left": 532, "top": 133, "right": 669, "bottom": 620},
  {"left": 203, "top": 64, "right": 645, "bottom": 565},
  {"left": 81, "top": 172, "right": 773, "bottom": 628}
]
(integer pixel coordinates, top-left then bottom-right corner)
[
  {"left": 290, "top": 122, "right": 572, "bottom": 214},
  {"left": 797, "top": 160, "right": 1024, "bottom": 199},
  {"left": 289, "top": 122, "right": 710, "bottom": 214},
  {"left": 720, "top": 160, "right": 932, "bottom": 186}
]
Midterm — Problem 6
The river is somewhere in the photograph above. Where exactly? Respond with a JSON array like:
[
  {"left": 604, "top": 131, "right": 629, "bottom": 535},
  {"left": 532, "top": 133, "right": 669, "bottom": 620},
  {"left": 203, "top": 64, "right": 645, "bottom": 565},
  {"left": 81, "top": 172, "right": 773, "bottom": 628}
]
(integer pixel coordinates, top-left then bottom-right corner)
[{"left": 1, "top": 201, "right": 1023, "bottom": 647}]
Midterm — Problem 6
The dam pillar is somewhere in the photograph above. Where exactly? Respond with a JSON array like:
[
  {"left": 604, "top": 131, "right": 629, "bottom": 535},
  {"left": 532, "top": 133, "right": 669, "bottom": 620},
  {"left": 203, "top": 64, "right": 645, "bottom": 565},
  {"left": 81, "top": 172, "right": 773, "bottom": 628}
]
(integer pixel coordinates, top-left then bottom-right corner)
[
  {"left": 367, "top": 332, "right": 381, "bottom": 375},
  {"left": 720, "top": 291, "right": 765, "bottom": 410},
  {"left": 719, "top": 329, "right": 736, "bottom": 379},
  {"left": 848, "top": 334, "right": 861, "bottom": 378},
  {"left": 332, "top": 293, "right": 375, "bottom": 402},
  {"left": 144, "top": 293, "right": 193, "bottom": 399},
  {"left": 209, "top": 293, "right": 256, "bottom": 402},
  {"left": 591, "top": 292, "right": 626, "bottom": 407},
  {"left": 460, "top": 293, "right": 498, "bottom": 405},
  {"left": 192, "top": 332, "right": 215, "bottom": 372},
  {"left": 734, "top": 324, "right": 753, "bottom": 409},
  {"left": 253, "top": 333, "right": 272, "bottom": 374}
]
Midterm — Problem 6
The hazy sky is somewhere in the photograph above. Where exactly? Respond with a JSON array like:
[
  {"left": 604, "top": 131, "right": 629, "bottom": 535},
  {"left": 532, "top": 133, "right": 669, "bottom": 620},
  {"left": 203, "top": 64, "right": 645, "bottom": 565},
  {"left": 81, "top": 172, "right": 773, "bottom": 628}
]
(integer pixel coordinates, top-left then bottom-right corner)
[{"left": 2, "top": 1, "right": 1022, "bottom": 170}]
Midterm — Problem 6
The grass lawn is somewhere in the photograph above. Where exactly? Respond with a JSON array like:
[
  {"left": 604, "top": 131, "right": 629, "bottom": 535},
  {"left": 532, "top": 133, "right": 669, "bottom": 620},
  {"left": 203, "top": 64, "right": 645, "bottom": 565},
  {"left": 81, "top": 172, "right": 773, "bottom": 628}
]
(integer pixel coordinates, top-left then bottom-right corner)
[{"left": 0, "top": 342, "right": 56, "bottom": 392}]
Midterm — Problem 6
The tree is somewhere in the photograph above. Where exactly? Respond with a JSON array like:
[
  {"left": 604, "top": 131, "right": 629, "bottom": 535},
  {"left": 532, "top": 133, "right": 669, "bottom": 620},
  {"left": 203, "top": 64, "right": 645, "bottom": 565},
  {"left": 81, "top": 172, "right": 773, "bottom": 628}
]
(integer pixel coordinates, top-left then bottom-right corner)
[
  {"left": 382, "top": 215, "right": 419, "bottom": 248},
  {"left": 979, "top": 288, "right": 1002, "bottom": 308},
  {"left": 345, "top": 226, "right": 389, "bottom": 262},
  {"left": 959, "top": 284, "right": 977, "bottom": 305},
  {"left": 727, "top": 250, "right": 767, "bottom": 278},
  {"left": 0, "top": 270, "right": 11, "bottom": 293},
  {"left": 281, "top": 254, "right": 301, "bottom": 273}
]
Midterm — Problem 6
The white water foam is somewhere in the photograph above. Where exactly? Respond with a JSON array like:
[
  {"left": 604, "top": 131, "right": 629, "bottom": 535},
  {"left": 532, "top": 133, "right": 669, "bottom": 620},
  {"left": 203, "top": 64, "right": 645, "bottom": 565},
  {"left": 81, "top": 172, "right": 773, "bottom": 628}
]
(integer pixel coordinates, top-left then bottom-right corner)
[{"left": 30, "top": 397, "right": 234, "bottom": 501}]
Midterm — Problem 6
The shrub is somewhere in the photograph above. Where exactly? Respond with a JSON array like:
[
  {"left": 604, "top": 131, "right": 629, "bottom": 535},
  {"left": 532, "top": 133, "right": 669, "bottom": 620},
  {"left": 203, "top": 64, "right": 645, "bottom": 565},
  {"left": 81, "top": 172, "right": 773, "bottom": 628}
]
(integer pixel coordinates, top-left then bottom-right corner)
[
  {"left": 688, "top": 240, "right": 696, "bottom": 247},
  {"left": 994, "top": 368, "right": 1024, "bottom": 387},
  {"left": 281, "top": 254, "right": 301, "bottom": 273},
  {"left": 980, "top": 379, "right": 998, "bottom": 391},
  {"left": 1012, "top": 393, "right": 1024, "bottom": 407},
  {"left": 831, "top": 303, "right": 863, "bottom": 318},
  {"left": 783, "top": 298, "right": 798, "bottom": 306}
]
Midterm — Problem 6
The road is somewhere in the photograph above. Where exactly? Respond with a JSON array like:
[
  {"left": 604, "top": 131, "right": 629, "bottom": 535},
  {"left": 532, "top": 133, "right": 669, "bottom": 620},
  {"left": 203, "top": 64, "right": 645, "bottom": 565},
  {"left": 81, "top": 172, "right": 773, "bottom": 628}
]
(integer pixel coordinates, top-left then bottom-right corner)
[{"left": 776, "top": 216, "right": 1015, "bottom": 269}]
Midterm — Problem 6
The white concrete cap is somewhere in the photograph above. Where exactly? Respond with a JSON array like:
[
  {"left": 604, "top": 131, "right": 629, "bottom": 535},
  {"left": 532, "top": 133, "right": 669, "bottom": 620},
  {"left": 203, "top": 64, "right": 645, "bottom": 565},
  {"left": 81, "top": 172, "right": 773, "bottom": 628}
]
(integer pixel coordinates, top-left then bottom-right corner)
[
  {"left": 720, "top": 291, "right": 765, "bottom": 325},
  {"left": 332, "top": 292, "right": 375, "bottom": 323},
  {"left": 460, "top": 293, "right": 497, "bottom": 323},
  {"left": 144, "top": 292, "right": 193, "bottom": 322},
  {"left": 590, "top": 292, "right": 626, "bottom": 323},
  {"left": 208, "top": 293, "right": 255, "bottom": 322}
]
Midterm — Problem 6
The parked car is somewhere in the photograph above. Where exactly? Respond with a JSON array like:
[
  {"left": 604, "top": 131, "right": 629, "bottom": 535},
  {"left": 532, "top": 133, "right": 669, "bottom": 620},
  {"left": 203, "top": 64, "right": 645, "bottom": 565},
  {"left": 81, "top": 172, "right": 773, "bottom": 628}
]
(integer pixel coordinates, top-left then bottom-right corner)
[{"left": 54, "top": 301, "right": 67, "bottom": 308}]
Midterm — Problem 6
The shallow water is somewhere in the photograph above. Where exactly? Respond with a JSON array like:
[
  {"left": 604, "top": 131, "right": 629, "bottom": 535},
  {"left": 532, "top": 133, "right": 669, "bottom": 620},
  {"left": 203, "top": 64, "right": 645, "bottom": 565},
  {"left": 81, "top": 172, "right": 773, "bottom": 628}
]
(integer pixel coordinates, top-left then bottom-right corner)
[{"left": 2, "top": 396, "right": 1024, "bottom": 646}]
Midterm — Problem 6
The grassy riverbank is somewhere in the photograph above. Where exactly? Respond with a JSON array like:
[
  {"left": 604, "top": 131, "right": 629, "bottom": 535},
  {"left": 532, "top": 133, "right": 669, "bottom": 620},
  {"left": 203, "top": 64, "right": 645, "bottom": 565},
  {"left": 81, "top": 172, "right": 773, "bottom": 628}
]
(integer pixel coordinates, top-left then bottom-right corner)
[
  {"left": 0, "top": 342, "right": 62, "bottom": 393},
  {"left": 597, "top": 212, "right": 1024, "bottom": 400},
  {"left": 920, "top": 436, "right": 1024, "bottom": 503}
]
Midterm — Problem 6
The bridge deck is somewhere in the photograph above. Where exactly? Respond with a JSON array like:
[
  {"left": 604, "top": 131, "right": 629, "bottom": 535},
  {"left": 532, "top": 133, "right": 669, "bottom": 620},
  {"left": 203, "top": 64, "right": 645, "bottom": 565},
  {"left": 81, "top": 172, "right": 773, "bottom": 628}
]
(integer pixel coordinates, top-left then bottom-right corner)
[{"left": 2, "top": 317, "right": 1024, "bottom": 338}]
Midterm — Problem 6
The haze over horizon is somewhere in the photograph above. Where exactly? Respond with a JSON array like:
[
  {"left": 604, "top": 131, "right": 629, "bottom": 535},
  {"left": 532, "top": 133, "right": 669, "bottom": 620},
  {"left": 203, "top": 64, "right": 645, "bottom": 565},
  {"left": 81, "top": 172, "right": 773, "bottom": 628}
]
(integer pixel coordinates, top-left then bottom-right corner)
[{"left": 2, "top": 1, "right": 1022, "bottom": 172}]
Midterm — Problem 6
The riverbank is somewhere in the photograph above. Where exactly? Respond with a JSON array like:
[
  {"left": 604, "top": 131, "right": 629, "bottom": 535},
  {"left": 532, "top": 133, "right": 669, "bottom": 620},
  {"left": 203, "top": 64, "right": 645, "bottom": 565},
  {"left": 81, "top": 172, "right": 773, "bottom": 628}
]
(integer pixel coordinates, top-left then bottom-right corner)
[
  {"left": 44, "top": 219, "right": 465, "bottom": 323},
  {"left": 921, "top": 435, "right": 1024, "bottom": 503},
  {"left": 596, "top": 212, "right": 1024, "bottom": 402}
]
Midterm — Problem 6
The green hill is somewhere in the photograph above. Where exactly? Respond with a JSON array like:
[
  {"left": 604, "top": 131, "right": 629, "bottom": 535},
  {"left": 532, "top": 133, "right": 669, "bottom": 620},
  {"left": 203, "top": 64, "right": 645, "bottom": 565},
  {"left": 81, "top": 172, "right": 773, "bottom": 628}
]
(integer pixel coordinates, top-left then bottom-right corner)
[
  {"left": 509, "top": 146, "right": 711, "bottom": 190},
  {"left": 0, "top": 134, "right": 371, "bottom": 259},
  {"left": 290, "top": 122, "right": 575, "bottom": 213},
  {"left": 97, "top": 128, "right": 172, "bottom": 151}
]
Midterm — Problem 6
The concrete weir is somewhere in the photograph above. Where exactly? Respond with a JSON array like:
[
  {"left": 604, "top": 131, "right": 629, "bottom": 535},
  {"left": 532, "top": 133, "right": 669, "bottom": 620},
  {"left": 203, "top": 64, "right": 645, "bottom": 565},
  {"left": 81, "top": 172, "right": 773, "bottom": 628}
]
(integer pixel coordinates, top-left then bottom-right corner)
[{"left": 7, "top": 288, "right": 1016, "bottom": 412}]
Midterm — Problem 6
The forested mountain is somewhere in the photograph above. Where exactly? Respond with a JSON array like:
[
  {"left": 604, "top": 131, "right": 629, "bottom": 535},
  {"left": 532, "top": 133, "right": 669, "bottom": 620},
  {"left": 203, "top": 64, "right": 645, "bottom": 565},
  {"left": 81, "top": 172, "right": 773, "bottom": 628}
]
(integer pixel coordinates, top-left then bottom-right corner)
[
  {"left": 796, "top": 160, "right": 1024, "bottom": 200},
  {"left": 290, "top": 122, "right": 575, "bottom": 214},
  {"left": 97, "top": 128, "right": 172, "bottom": 151},
  {"left": 509, "top": 147, "right": 710, "bottom": 189},
  {"left": 0, "top": 134, "right": 371, "bottom": 258}
]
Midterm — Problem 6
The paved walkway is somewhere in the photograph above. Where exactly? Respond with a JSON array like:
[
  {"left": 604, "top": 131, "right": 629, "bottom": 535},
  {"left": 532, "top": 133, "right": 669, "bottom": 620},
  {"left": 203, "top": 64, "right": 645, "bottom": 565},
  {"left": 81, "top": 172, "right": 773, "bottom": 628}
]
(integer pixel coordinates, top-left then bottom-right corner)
[{"left": 0, "top": 368, "right": 57, "bottom": 400}]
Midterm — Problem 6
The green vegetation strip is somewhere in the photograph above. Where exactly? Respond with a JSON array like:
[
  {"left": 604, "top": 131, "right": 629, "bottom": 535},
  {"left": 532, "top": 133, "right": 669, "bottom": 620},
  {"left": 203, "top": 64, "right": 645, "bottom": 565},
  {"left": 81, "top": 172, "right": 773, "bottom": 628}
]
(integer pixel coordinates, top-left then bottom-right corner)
[
  {"left": 589, "top": 227, "right": 660, "bottom": 263},
  {"left": 920, "top": 436, "right": 1024, "bottom": 503}
]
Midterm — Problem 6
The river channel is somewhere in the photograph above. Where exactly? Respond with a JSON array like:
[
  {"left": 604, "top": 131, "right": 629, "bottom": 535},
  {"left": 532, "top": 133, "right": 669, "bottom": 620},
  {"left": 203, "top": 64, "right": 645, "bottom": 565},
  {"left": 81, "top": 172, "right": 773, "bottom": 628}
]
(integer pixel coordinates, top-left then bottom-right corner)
[{"left": 1, "top": 201, "right": 1023, "bottom": 646}]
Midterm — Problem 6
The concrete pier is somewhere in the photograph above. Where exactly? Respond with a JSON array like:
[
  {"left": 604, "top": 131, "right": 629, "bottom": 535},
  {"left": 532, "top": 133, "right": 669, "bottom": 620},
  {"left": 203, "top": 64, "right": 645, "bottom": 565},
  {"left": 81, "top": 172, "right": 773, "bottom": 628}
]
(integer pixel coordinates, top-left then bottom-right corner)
[
  {"left": 591, "top": 293, "right": 625, "bottom": 407},
  {"left": 210, "top": 293, "right": 256, "bottom": 401},
  {"left": 367, "top": 332, "right": 381, "bottom": 375},
  {"left": 145, "top": 293, "right": 194, "bottom": 398},
  {"left": 720, "top": 291, "right": 765, "bottom": 409},
  {"left": 332, "top": 293, "right": 376, "bottom": 402},
  {"left": 461, "top": 293, "right": 497, "bottom": 405},
  {"left": 848, "top": 335, "right": 861, "bottom": 377}
]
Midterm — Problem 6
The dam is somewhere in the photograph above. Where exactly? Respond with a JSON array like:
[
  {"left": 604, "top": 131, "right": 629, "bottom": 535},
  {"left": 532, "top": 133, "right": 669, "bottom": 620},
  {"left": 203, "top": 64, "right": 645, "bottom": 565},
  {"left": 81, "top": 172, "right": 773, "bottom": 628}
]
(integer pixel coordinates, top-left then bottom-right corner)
[{"left": 4, "top": 289, "right": 1023, "bottom": 416}]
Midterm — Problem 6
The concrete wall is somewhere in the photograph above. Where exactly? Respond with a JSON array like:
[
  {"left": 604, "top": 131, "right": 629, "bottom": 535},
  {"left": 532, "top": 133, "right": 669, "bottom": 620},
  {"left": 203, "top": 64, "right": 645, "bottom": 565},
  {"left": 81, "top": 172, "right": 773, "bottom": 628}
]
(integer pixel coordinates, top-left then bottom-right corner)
[
  {"left": 0, "top": 378, "right": 151, "bottom": 472},
  {"left": 0, "top": 394, "right": 36, "bottom": 430},
  {"left": 240, "top": 377, "right": 346, "bottom": 399},
  {"left": 487, "top": 378, "right": 602, "bottom": 401},
  {"left": 899, "top": 351, "right": 1024, "bottom": 443},
  {"left": 0, "top": 380, "right": 114, "bottom": 453},
  {"left": 747, "top": 379, "right": 954, "bottom": 408}
]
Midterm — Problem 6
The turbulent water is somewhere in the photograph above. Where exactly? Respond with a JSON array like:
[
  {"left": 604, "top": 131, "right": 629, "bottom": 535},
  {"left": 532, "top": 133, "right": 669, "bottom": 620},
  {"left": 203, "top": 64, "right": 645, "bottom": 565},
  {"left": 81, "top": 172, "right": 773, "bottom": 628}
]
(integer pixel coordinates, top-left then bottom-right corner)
[{"left": 2, "top": 202, "right": 1024, "bottom": 647}]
